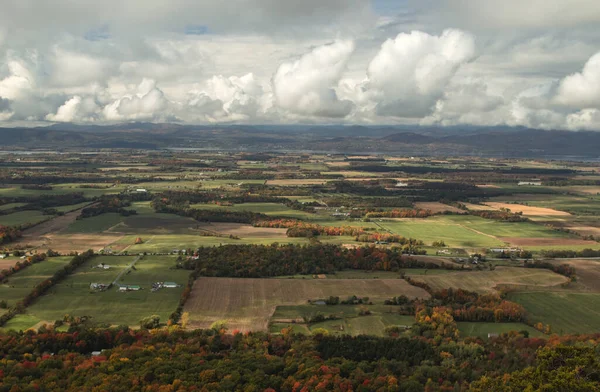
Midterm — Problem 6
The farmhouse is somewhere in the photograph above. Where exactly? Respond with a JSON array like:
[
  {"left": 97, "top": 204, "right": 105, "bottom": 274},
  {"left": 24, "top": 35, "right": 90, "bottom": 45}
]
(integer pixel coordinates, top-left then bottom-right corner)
[
  {"left": 118, "top": 285, "right": 141, "bottom": 292},
  {"left": 95, "top": 263, "right": 111, "bottom": 270},
  {"left": 518, "top": 181, "right": 542, "bottom": 186},
  {"left": 90, "top": 283, "right": 109, "bottom": 290}
]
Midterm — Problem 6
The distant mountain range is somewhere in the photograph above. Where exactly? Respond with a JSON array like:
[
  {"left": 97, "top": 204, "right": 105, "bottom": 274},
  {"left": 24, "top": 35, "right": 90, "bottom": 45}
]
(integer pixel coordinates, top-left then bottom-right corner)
[{"left": 0, "top": 123, "right": 598, "bottom": 159}]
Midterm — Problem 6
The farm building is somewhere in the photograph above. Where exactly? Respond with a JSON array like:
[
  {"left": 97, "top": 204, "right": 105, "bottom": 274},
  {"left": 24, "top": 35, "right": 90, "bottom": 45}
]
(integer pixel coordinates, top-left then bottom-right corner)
[
  {"left": 95, "top": 263, "right": 111, "bottom": 270},
  {"left": 118, "top": 285, "right": 141, "bottom": 292},
  {"left": 136, "top": 189, "right": 147, "bottom": 192},
  {"left": 518, "top": 181, "right": 542, "bottom": 186},
  {"left": 163, "top": 282, "right": 179, "bottom": 288},
  {"left": 90, "top": 283, "right": 109, "bottom": 290},
  {"left": 0, "top": 254, "right": 5, "bottom": 259}
]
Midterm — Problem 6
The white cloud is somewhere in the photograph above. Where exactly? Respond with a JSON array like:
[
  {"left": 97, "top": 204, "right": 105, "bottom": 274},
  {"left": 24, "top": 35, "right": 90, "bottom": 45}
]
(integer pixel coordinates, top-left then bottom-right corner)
[
  {"left": 362, "top": 29, "right": 475, "bottom": 117},
  {"left": 45, "top": 96, "right": 82, "bottom": 122},
  {"left": 0, "top": 59, "right": 35, "bottom": 100},
  {"left": 272, "top": 40, "right": 355, "bottom": 117},
  {"left": 555, "top": 52, "right": 600, "bottom": 109},
  {"left": 103, "top": 79, "right": 169, "bottom": 121}
]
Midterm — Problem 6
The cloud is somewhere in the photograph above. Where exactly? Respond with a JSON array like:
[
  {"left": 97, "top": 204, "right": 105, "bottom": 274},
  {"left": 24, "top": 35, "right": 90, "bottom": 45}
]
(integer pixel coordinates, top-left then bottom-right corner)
[
  {"left": 555, "top": 52, "right": 600, "bottom": 109},
  {"left": 418, "top": 0, "right": 600, "bottom": 30},
  {"left": 186, "top": 73, "right": 266, "bottom": 121},
  {"left": 272, "top": 40, "right": 355, "bottom": 118},
  {"left": 0, "top": 59, "right": 35, "bottom": 100},
  {"left": 45, "top": 96, "right": 82, "bottom": 122},
  {"left": 103, "top": 79, "right": 169, "bottom": 121},
  {"left": 363, "top": 29, "right": 475, "bottom": 117}
]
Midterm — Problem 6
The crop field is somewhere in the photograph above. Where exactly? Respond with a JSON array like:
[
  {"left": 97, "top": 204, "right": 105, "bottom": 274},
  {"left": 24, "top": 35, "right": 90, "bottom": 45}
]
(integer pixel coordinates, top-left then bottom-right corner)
[
  {"left": 265, "top": 179, "right": 329, "bottom": 186},
  {"left": 491, "top": 194, "right": 600, "bottom": 215},
  {"left": 408, "top": 267, "right": 568, "bottom": 293},
  {"left": 184, "top": 277, "right": 430, "bottom": 331},
  {"left": 509, "top": 292, "right": 600, "bottom": 335},
  {"left": 0, "top": 256, "right": 73, "bottom": 308},
  {"left": 552, "top": 259, "right": 600, "bottom": 292},
  {"left": 484, "top": 202, "right": 571, "bottom": 216},
  {"left": 7, "top": 255, "right": 188, "bottom": 330},
  {"left": 414, "top": 202, "right": 464, "bottom": 214},
  {"left": 64, "top": 213, "right": 125, "bottom": 233}
]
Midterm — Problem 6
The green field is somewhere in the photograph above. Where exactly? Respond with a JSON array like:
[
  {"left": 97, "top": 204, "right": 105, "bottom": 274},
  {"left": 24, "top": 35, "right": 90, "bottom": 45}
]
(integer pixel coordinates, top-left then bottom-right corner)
[
  {"left": 0, "top": 210, "right": 51, "bottom": 227},
  {"left": 8, "top": 255, "right": 189, "bottom": 330},
  {"left": 509, "top": 292, "right": 600, "bottom": 335},
  {"left": 377, "top": 216, "right": 505, "bottom": 248},
  {"left": 54, "top": 202, "right": 92, "bottom": 213},
  {"left": 64, "top": 213, "right": 124, "bottom": 233},
  {"left": 0, "top": 203, "right": 26, "bottom": 211},
  {"left": 0, "top": 257, "right": 73, "bottom": 308}
]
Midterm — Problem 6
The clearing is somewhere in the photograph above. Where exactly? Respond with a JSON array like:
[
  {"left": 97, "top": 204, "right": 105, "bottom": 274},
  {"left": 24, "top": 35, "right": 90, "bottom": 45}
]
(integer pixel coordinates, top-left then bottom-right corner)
[{"left": 184, "top": 277, "right": 430, "bottom": 332}]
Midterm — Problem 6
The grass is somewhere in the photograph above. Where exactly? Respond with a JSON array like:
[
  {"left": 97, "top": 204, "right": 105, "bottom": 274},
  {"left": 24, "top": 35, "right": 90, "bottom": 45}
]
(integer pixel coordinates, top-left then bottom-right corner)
[
  {"left": 0, "top": 256, "right": 73, "bottom": 308},
  {"left": 64, "top": 213, "right": 124, "bottom": 233},
  {"left": 509, "top": 292, "right": 600, "bottom": 335},
  {"left": 408, "top": 267, "right": 568, "bottom": 293},
  {"left": 54, "top": 202, "right": 92, "bottom": 213},
  {"left": 0, "top": 203, "right": 26, "bottom": 211},
  {"left": 9, "top": 255, "right": 189, "bottom": 330},
  {"left": 0, "top": 210, "right": 51, "bottom": 227},
  {"left": 377, "top": 216, "right": 505, "bottom": 248}
]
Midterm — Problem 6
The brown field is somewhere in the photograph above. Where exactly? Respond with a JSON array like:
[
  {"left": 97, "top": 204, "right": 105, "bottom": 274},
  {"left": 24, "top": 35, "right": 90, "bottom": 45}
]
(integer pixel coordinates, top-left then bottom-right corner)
[
  {"left": 414, "top": 202, "right": 464, "bottom": 214},
  {"left": 184, "top": 277, "right": 429, "bottom": 331},
  {"left": 566, "top": 226, "right": 600, "bottom": 237},
  {"left": 567, "top": 186, "right": 600, "bottom": 195},
  {"left": 463, "top": 202, "right": 497, "bottom": 211},
  {"left": 0, "top": 259, "right": 17, "bottom": 270},
  {"left": 31, "top": 233, "right": 125, "bottom": 253},
  {"left": 325, "top": 161, "right": 351, "bottom": 167},
  {"left": 500, "top": 237, "right": 595, "bottom": 247},
  {"left": 550, "top": 259, "right": 600, "bottom": 292},
  {"left": 409, "top": 267, "right": 568, "bottom": 293},
  {"left": 266, "top": 179, "right": 329, "bottom": 186},
  {"left": 194, "top": 222, "right": 288, "bottom": 238},
  {"left": 484, "top": 202, "right": 571, "bottom": 216}
]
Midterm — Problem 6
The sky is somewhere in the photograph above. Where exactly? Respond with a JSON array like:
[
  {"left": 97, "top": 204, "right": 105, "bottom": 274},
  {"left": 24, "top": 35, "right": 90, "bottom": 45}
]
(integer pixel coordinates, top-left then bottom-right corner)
[{"left": 0, "top": 0, "right": 599, "bottom": 130}]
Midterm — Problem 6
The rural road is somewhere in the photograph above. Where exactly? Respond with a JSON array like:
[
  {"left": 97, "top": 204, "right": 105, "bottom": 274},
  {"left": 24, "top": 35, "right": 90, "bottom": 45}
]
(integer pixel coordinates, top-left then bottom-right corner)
[{"left": 112, "top": 254, "right": 143, "bottom": 286}]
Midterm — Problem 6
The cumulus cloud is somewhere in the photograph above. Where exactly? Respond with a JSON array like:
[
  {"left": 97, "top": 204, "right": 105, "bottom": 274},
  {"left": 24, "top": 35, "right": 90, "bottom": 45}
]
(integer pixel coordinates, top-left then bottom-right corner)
[
  {"left": 555, "top": 52, "right": 600, "bottom": 109},
  {"left": 186, "top": 73, "right": 266, "bottom": 121},
  {"left": 45, "top": 96, "right": 82, "bottom": 122},
  {"left": 103, "top": 79, "right": 169, "bottom": 121},
  {"left": 361, "top": 29, "right": 475, "bottom": 117},
  {"left": 0, "top": 59, "right": 35, "bottom": 100},
  {"left": 272, "top": 40, "right": 355, "bottom": 117}
]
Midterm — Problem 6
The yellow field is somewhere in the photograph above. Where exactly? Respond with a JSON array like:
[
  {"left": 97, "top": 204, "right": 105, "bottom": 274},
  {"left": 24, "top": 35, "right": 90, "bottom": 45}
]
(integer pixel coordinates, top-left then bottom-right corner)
[
  {"left": 484, "top": 202, "right": 571, "bottom": 216},
  {"left": 184, "top": 277, "right": 430, "bottom": 331}
]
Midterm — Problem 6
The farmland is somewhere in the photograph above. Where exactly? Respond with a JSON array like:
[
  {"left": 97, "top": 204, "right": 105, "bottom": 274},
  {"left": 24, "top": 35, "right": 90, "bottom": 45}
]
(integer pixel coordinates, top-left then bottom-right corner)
[
  {"left": 184, "top": 277, "right": 429, "bottom": 332},
  {"left": 4, "top": 255, "right": 189, "bottom": 330},
  {"left": 0, "top": 150, "right": 600, "bottom": 340}
]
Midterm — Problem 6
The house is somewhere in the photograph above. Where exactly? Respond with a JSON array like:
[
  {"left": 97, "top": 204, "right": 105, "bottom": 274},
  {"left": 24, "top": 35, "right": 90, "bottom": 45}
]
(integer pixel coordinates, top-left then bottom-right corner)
[
  {"left": 0, "top": 254, "right": 5, "bottom": 259},
  {"left": 162, "top": 282, "right": 179, "bottom": 288},
  {"left": 136, "top": 188, "right": 147, "bottom": 192},
  {"left": 396, "top": 181, "right": 409, "bottom": 187},
  {"left": 488, "top": 333, "right": 499, "bottom": 339},
  {"left": 96, "top": 263, "right": 110, "bottom": 270},
  {"left": 90, "top": 283, "right": 108, "bottom": 290}
]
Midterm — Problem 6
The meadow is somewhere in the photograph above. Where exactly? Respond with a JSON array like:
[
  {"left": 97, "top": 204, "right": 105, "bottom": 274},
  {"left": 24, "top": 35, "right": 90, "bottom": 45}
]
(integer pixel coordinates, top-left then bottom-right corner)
[{"left": 509, "top": 292, "right": 600, "bottom": 335}]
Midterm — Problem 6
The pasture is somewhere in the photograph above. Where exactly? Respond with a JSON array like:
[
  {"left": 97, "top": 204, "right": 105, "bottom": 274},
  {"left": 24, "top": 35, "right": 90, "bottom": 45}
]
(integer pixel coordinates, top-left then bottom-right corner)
[
  {"left": 0, "top": 256, "right": 73, "bottom": 308},
  {"left": 8, "top": 255, "right": 188, "bottom": 330},
  {"left": 184, "top": 277, "right": 430, "bottom": 332},
  {"left": 188, "top": 202, "right": 317, "bottom": 220},
  {"left": 408, "top": 267, "right": 568, "bottom": 293},
  {"left": 457, "top": 322, "right": 545, "bottom": 338},
  {"left": 509, "top": 292, "right": 600, "bottom": 335}
]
